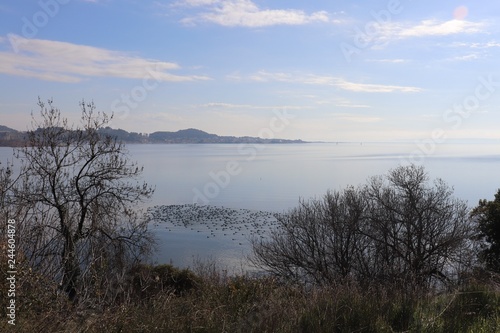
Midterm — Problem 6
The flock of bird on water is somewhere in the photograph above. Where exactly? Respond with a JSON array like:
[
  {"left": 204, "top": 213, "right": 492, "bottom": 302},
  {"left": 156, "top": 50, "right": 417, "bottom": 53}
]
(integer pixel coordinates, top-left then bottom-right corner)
[{"left": 147, "top": 204, "right": 281, "bottom": 246}]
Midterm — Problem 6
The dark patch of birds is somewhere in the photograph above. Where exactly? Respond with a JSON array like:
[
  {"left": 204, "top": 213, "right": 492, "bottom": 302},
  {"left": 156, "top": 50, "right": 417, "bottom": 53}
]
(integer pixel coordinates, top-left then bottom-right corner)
[{"left": 147, "top": 204, "right": 281, "bottom": 246}]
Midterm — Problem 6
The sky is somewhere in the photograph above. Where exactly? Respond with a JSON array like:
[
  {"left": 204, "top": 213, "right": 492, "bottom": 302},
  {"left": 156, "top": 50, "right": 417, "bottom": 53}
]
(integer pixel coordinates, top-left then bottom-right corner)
[{"left": 1, "top": 0, "right": 500, "bottom": 142}]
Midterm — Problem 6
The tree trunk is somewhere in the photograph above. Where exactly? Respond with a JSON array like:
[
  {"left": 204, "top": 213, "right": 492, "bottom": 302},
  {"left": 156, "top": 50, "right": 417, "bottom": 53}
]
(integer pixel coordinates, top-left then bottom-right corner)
[
  {"left": 60, "top": 208, "right": 80, "bottom": 302},
  {"left": 61, "top": 237, "right": 80, "bottom": 302}
]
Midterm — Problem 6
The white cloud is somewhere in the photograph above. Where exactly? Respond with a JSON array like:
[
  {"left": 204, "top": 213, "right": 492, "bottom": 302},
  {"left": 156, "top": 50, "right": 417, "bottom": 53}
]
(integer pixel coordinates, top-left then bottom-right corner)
[
  {"left": 315, "top": 97, "right": 371, "bottom": 109},
  {"left": 201, "top": 102, "right": 309, "bottom": 110},
  {"left": 377, "top": 19, "right": 487, "bottom": 41},
  {"left": 450, "top": 41, "right": 500, "bottom": 48},
  {"left": 248, "top": 71, "right": 422, "bottom": 93},
  {"left": 0, "top": 34, "right": 210, "bottom": 83},
  {"left": 176, "top": 0, "right": 329, "bottom": 27},
  {"left": 475, "top": 41, "right": 500, "bottom": 48},
  {"left": 334, "top": 78, "right": 421, "bottom": 93},
  {"left": 249, "top": 71, "right": 293, "bottom": 82},
  {"left": 448, "top": 53, "right": 481, "bottom": 61},
  {"left": 330, "top": 98, "right": 371, "bottom": 108},
  {"left": 398, "top": 19, "right": 485, "bottom": 37}
]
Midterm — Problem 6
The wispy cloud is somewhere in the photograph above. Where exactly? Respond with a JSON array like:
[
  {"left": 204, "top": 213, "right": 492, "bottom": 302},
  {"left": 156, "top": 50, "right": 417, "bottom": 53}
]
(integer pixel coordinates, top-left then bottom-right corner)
[
  {"left": 248, "top": 71, "right": 422, "bottom": 93},
  {"left": 447, "top": 53, "right": 482, "bottom": 61},
  {"left": 450, "top": 41, "right": 500, "bottom": 48},
  {"left": 396, "top": 19, "right": 485, "bottom": 37},
  {"left": 377, "top": 19, "right": 487, "bottom": 41},
  {"left": 329, "top": 98, "right": 371, "bottom": 108},
  {"left": 335, "top": 113, "right": 381, "bottom": 123},
  {"left": 201, "top": 102, "right": 309, "bottom": 110},
  {"left": 0, "top": 34, "right": 210, "bottom": 83},
  {"left": 334, "top": 78, "right": 421, "bottom": 93},
  {"left": 174, "top": 0, "right": 329, "bottom": 27}
]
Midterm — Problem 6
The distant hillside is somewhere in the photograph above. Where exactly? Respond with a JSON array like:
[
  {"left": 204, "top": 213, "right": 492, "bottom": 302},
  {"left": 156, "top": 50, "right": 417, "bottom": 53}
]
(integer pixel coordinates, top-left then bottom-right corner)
[
  {"left": 0, "top": 125, "right": 17, "bottom": 133},
  {"left": 0, "top": 126, "right": 306, "bottom": 146},
  {"left": 0, "top": 126, "right": 24, "bottom": 146},
  {"left": 149, "top": 128, "right": 218, "bottom": 143},
  {"left": 98, "top": 127, "right": 150, "bottom": 143},
  {"left": 148, "top": 128, "right": 304, "bottom": 144}
]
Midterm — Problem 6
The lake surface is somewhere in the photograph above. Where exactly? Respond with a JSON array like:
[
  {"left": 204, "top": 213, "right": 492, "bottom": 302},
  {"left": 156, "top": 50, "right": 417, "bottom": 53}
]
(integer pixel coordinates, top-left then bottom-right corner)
[
  {"left": 127, "top": 142, "right": 500, "bottom": 211},
  {"left": 2, "top": 142, "right": 500, "bottom": 270}
]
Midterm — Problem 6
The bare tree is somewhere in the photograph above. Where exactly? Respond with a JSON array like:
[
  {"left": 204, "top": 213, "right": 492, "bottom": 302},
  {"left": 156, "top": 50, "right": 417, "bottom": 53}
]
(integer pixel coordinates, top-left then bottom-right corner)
[
  {"left": 0, "top": 162, "right": 12, "bottom": 216},
  {"left": 362, "top": 165, "right": 473, "bottom": 288},
  {"left": 252, "top": 165, "right": 474, "bottom": 290},
  {"left": 12, "top": 99, "right": 154, "bottom": 302},
  {"left": 251, "top": 187, "right": 367, "bottom": 285}
]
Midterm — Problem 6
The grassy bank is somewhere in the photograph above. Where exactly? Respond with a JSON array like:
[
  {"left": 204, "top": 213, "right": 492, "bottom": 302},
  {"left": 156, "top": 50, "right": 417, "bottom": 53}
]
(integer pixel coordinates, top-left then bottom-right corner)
[{"left": 1, "top": 263, "right": 500, "bottom": 332}]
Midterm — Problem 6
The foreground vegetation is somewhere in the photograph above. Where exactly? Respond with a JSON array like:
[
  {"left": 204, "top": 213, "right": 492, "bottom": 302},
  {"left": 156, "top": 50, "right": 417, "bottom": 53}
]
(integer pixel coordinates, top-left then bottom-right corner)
[{"left": 0, "top": 262, "right": 499, "bottom": 332}]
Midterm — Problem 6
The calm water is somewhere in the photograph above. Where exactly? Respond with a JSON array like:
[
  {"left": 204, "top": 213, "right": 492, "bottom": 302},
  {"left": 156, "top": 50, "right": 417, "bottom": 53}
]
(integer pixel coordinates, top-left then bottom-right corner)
[
  {"left": 127, "top": 142, "right": 500, "bottom": 211},
  {"left": 2, "top": 142, "right": 500, "bottom": 270}
]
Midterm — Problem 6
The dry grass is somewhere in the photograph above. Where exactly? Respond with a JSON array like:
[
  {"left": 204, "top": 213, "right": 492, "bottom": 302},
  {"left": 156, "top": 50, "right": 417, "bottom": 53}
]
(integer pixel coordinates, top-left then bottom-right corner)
[{"left": 1, "top": 262, "right": 499, "bottom": 333}]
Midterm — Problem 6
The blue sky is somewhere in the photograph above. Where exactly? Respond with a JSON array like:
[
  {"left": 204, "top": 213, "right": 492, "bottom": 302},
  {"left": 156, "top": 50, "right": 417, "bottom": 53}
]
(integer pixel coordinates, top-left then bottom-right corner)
[{"left": 1, "top": 0, "right": 500, "bottom": 141}]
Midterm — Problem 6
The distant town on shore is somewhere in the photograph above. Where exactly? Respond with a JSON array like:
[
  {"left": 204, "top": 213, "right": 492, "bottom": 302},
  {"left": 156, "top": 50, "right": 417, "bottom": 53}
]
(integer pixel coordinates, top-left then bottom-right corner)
[{"left": 0, "top": 125, "right": 306, "bottom": 147}]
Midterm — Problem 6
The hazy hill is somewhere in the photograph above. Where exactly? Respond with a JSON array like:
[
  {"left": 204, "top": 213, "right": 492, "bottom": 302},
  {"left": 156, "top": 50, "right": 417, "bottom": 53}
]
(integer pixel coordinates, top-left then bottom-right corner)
[
  {"left": 0, "top": 125, "right": 23, "bottom": 146},
  {"left": 149, "top": 128, "right": 305, "bottom": 144},
  {"left": 0, "top": 125, "right": 17, "bottom": 132},
  {"left": 149, "top": 128, "right": 218, "bottom": 143},
  {"left": 0, "top": 126, "right": 305, "bottom": 146}
]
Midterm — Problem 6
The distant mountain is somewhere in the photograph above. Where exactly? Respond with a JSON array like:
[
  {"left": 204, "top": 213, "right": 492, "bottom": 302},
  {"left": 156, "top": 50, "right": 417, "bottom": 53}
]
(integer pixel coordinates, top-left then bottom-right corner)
[
  {"left": 0, "top": 125, "right": 17, "bottom": 133},
  {"left": 0, "top": 126, "right": 306, "bottom": 146},
  {"left": 149, "top": 128, "right": 305, "bottom": 144},
  {"left": 98, "top": 127, "right": 150, "bottom": 143},
  {"left": 0, "top": 126, "right": 23, "bottom": 146},
  {"left": 149, "top": 128, "right": 218, "bottom": 143}
]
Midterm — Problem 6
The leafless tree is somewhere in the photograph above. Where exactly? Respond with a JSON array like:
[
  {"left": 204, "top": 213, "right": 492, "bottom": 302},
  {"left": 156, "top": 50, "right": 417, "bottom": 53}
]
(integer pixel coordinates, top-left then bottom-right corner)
[
  {"left": 12, "top": 99, "right": 154, "bottom": 302},
  {"left": 362, "top": 165, "right": 474, "bottom": 289},
  {"left": 0, "top": 162, "right": 12, "bottom": 214},
  {"left": 252, "top": 165, "right": 474, "bottom": 290},
  {"left": 251, "top": 187, "right": 367, "bottom": 285}
]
